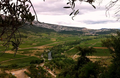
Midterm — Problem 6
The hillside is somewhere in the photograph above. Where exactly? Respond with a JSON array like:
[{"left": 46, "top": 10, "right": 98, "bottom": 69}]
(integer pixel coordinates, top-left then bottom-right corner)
[
  {"left": 32, "top": 21, "right": 119, "bottom": 35},
  {"left": 0, "top": 22, "right": 120, "bottom": 78},
  {"left": 19, "top": 24, "right": 56, "bottom": 33},
  {"left": 32, "top": 21, "right": 86, "bottom": 32}
]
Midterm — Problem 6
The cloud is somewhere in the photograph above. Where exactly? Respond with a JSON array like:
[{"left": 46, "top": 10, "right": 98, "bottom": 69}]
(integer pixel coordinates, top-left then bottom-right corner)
[
  {"left": 83, "top": 20, "right": 116, "bottom": 24},
  {"left": 31, "top": 0, "right": 120, "bottom": 29},
  {"left": 32, "top": 0, "right": 73, "bottom": 15}
]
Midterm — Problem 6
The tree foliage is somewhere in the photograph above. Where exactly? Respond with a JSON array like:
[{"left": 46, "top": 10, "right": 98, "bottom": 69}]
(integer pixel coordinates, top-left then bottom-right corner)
[
  {"left": 64, "top": 0, "right": 120, "bottom": 20},
  {"left": 101, "top": 31, "right": 120, "bottom": 78},
  {"left": 105, "top": 0, "right": 120, "bottom": 21},
  {"left": 0, "top": 0, "right": 38, "bottom": 56},
  {"left": 75, "top": 46, "right": 96, "bottom": 69},
  {"left": 64, "top": 0, "right": 96, "bottom": 20},
  {"left": 57, "top": 47, "right": 102, "bottom": 78}
]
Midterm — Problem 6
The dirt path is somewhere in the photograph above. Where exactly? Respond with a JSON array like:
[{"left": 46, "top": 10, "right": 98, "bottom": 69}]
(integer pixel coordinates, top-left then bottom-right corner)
[
  {"left": 6, "top": 69, "right": 29, "bottom": 78},
  {"left": 47, "top": 70, "right": 56, "bottom": 78},
  {"left": 41, "top": 58, "right": 56, "bottom": 77},
  {"left": 93, "top": 47, "right": 108, "bottom": 49},
  {"left": 72, "top": 52, "right": 80, "bottom": 59},
  {"left": 6, "top": 62, "right": 56, "bottom": 78},
  {"left": 4, "top": 55, "right": 56, "bottom": 78},
  {"left": 87, "top": 56, "right": 111, "bottom": 59}
]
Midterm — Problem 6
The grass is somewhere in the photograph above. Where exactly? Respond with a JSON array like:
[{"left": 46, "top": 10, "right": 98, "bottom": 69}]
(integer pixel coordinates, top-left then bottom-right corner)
[
  {"left": 65, "top": 48, "right": 110, "bottom": 58},
  {"left": 19, "top": 38, "right": 54, "bottom": 48},
  {"left": 80, "top": 38, "right": 104, "bottom": 47},
  {"left": 92, "top": 42, "right": 102, "bottom": 47},
  {"left": 1, "top": 56, "right": 40, "bottom": 66},
  {"left": 0, "top": 53, "right": 27, "bottom": 62},
  {"left": 65, "top": 48, "right": 78, "bottom": 56},
  {"left": 90, "top": 58, "right": 112, "bottom": 65},
  {"left": 0, "top": 53, "right": 40, "bottom": 68},
  {"left": 0, "top": 46, "right": 6, "bottom": 51},
  {"left": 90, "top": 49, "right": 111, "bottom": 56},
  {"left": 18, "top": 48, "right": 37, "bottom": 51}
]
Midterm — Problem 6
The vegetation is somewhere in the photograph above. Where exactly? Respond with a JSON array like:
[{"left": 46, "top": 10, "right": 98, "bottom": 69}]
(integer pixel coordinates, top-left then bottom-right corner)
[
  {"left": 1, "top": 0, "right": 120, "bottom": 78},
  {"left": 0, "top": 72, "right": 16, "bottom": 78},
  {"left": 0, "top": 0, "right": 38, "bottom": 56},
  {"left": 57, "top": 47, "right": 103, "bottom": 78},
  {"left": 25, "top": 65, "right": 52, "bottom": 78},
  {"left": 0, "top": 53, "right": 41, "bottom": 69},
  {"left": 0, "top": 21, "right": 119, "bottom": 77},
  {"left": 101, "top": 31, "right": 120, "bottom": 78},
  {"left": 0, "top": 25, "right": 119, "bottom": 77}
]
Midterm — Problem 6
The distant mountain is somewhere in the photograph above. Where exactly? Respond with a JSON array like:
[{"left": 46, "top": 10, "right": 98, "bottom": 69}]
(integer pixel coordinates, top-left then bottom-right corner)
[
  {"left": 19, "top": 21, "right": 119, "bottom": 35},
  {"left": 32, "top": 21, "right": 88, "bottom": 32},
  {"left": 32, "top": 21, "right": 119, "bottom": 35},
  {"left": 19, "top": 24, "right": 56, "bottom": 33}
]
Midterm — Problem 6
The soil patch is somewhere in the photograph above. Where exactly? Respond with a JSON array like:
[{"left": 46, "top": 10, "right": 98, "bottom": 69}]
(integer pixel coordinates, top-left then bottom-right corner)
[{"left": 93, "top": 47, "right": 108, "bottom": 49}]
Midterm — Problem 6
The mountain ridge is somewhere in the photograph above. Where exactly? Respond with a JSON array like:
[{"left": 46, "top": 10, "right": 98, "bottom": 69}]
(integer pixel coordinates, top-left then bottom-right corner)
[
  {"left": 32, "top": 21, "right": 88, "bottom": 32},
  {"left": 32, "top": 21, "right": 119, "bottom": 35}
]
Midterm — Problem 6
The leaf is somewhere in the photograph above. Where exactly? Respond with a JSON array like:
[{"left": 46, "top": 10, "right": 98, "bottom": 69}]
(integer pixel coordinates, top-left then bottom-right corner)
[
  {"left": 72, "top": 16, "right": 75, "bottom": 20},
  {"left": 72, "top": 3, "right": 75, "bottom": 9},
  {"left": 63, "top": 6, "right": 71, "bottom": 8},
  {"left": 67, "top": 2, "right": 70, "bottom": 5},
  {"left": 69, "top": 10, "right": 75, "bottom": 16},
  {"left": 92, "top": 5, "right": 96, "bottom": 9},
  {"left": 74, "top": 9, "right": 79, "bottom": 15}
]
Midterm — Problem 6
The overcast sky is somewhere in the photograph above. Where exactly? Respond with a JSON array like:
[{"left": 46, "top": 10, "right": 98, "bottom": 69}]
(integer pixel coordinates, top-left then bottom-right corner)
[{"left": 31, "top": 0, "right": 120, "bottom": 29}]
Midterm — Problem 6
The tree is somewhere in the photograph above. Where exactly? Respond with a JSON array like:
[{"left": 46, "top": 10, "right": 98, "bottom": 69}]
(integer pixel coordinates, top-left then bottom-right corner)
[
  {"left": 76, "top": 46, "right": 96, "bottom": 68},
  {"left": 57, "top": 46, "right": 103, "bottom": 78},
  {"left": 78, "top": 61, "right": 102, "bottom": 78},
  {"left": 0, "top": 0, "right": 38, "bottom": 56},
  {"left": 101, "top": 31, "right": 120, "bottom": 78}
]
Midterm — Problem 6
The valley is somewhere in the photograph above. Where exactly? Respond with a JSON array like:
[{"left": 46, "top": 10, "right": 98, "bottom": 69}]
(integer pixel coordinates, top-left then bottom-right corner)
[{"left": 0, "top": 23, "right": 119, "bottom": 78}]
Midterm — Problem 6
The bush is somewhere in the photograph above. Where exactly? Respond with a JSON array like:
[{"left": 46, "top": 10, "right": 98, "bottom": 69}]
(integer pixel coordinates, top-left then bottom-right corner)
[{"left": 30, "top": 59, "right": 44, "bottom": 64}]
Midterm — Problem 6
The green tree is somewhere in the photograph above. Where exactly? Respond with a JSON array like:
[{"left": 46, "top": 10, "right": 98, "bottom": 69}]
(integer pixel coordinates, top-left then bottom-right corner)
[
  {"left": 57, "top": 47, "right": 101, "bottom": 78},
  {"left": 101, "top": 31, "right": 120, "bottom": 78},
  {"left": 0, "top": 0, "right": 38, "bottom": 56},
  {"left": 78, "top": 61, "right": 102, "bottom": 78},
  {"left": 76, "top": 46, "right": 96, "bottom": 68}
]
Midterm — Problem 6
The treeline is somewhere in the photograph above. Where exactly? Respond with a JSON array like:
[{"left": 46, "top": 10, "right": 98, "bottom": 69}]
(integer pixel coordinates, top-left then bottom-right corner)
[
  {"left": 58, "top": 30, "right": 83, "bottom": 35},
  {"left": 19, "top": 25, "right": 55, "bottom": 34},
  {"left": 96, "top": 29, "right": 119, "bottom": 35}
]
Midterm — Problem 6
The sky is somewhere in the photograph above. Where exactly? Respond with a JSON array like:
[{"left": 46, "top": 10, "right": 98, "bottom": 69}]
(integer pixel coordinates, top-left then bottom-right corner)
[{"left": 31, "top": 0, "right": 120, "bottom": 29}]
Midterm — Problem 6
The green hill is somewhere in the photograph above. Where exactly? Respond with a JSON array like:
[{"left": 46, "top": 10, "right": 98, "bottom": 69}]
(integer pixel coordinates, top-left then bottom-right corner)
[{"left": 19, "top": 24, "right": 56, "bottom": 33}]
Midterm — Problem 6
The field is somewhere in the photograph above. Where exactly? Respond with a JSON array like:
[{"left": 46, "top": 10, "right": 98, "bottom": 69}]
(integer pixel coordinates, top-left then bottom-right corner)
[
  {"left": 0, "top": 33, "right": 112, "bottom": 64},
  {"left": 0, "top": 53, "right": 40, "bottom": 69},
  {"left": 0, "top": 26, "right": 114, "bottom": 78}
]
